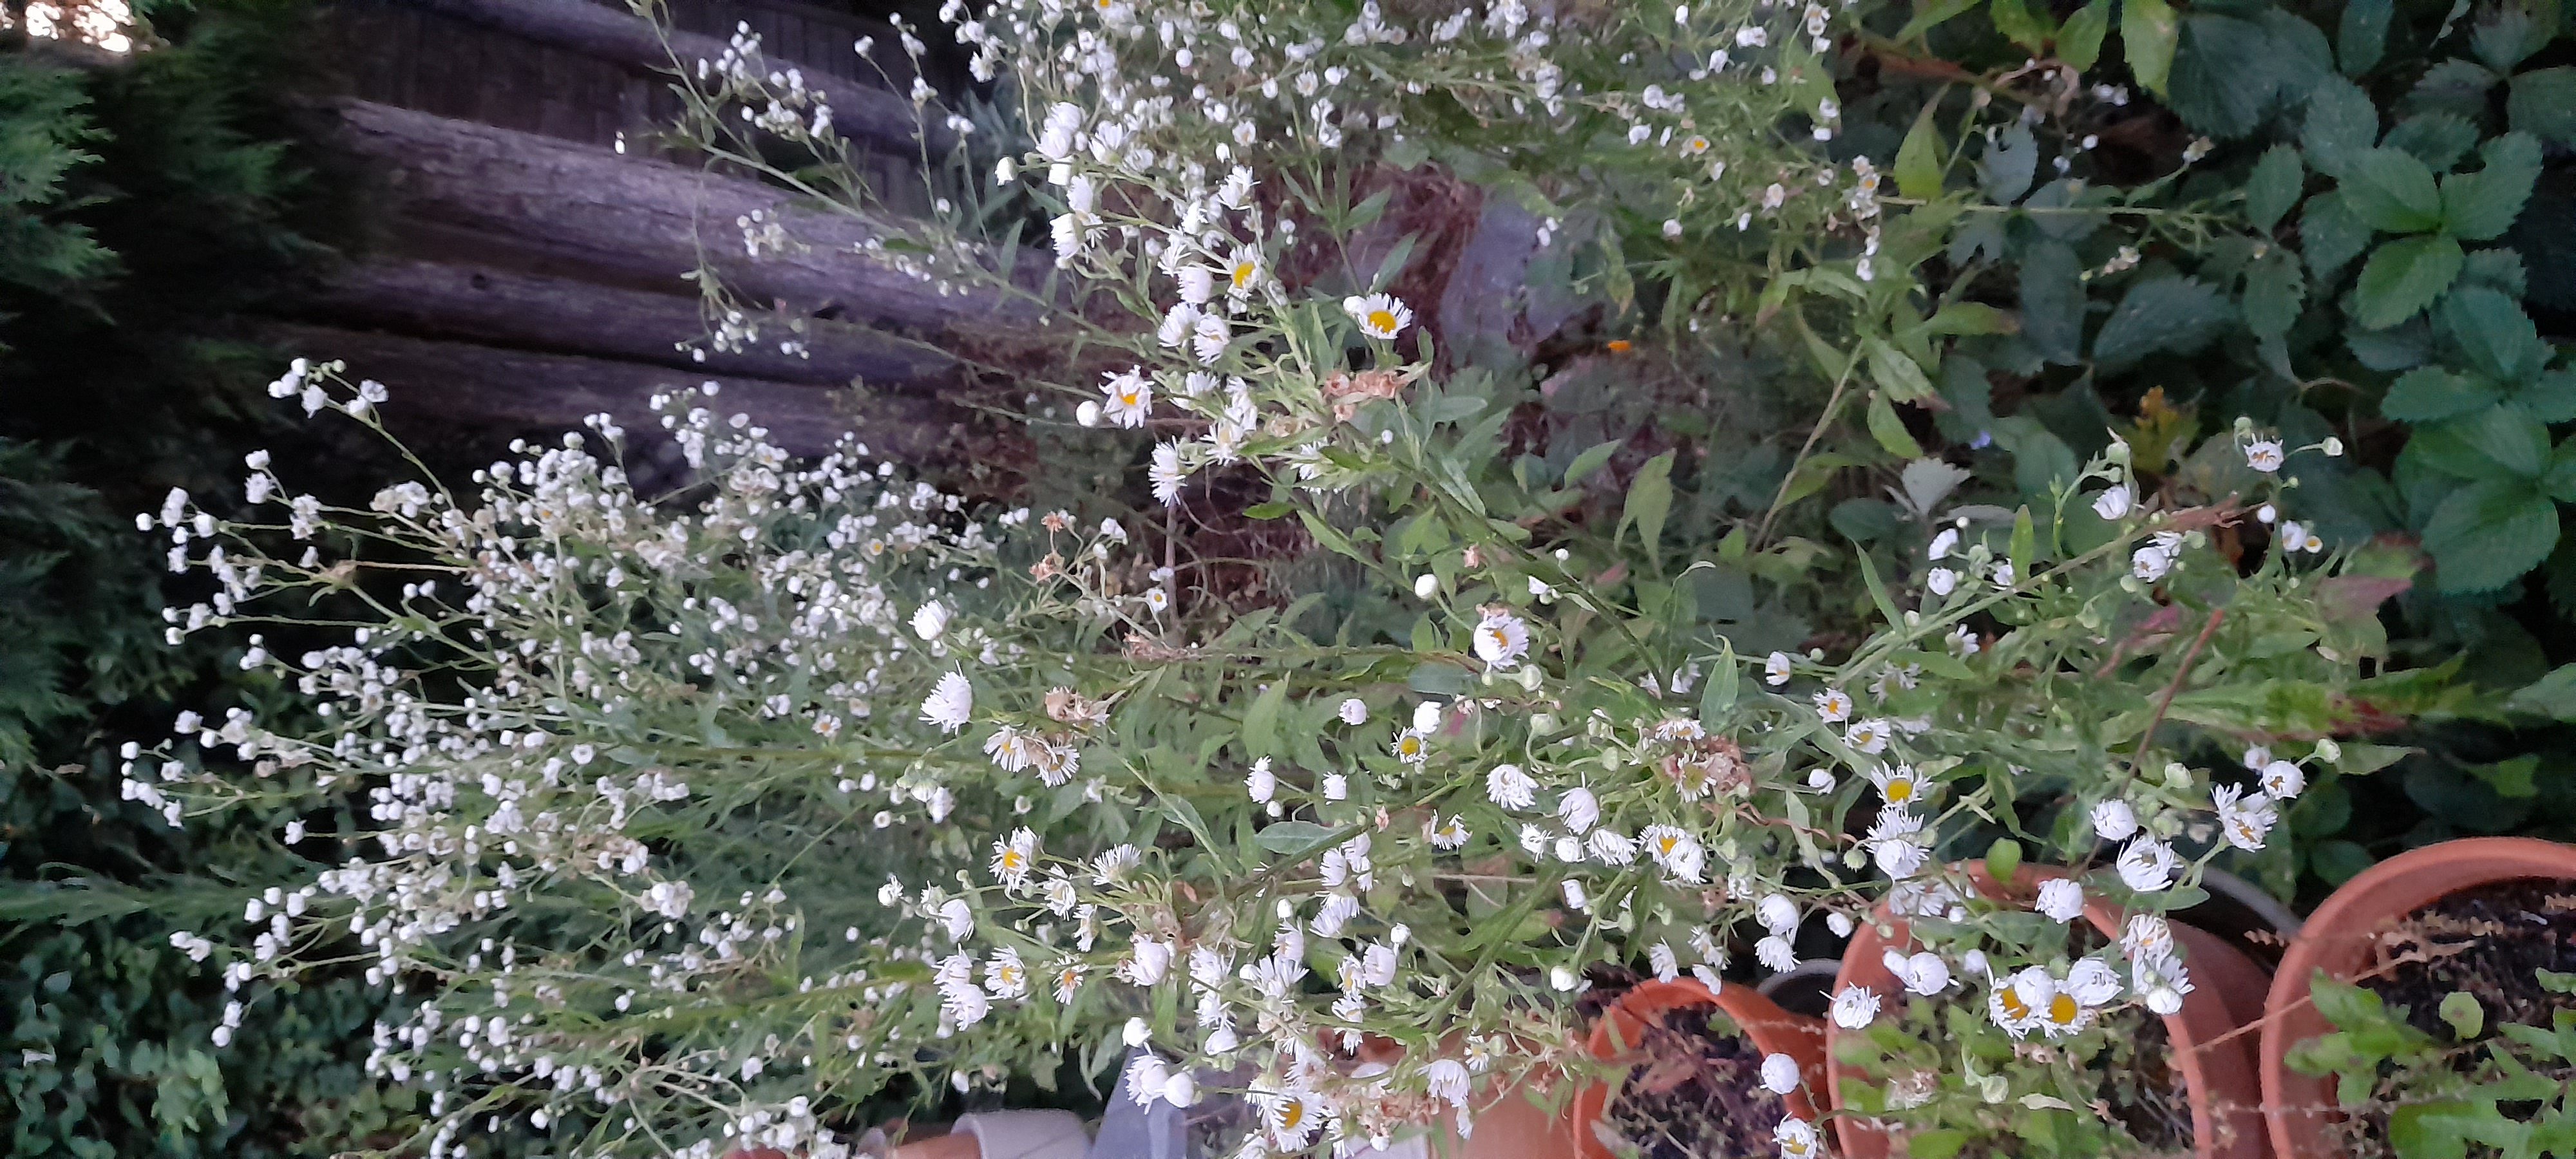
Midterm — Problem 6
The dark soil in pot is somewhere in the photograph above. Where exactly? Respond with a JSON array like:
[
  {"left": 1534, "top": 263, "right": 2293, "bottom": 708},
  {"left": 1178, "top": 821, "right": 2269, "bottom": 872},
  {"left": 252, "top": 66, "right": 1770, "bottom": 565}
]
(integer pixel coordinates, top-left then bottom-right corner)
[
  {"left": 2359, "top": 879, "right": 2576, "bottom": 1041},
  {"left": 2324, "top": 878, "right": 2576, "bottom": 1158},
  {"left": 2105, "top": 1014, "right": 2195, "bottom": 1152},
  {"left": 1598, "top": 1000, "right": 1783, "bottom": 1159}
]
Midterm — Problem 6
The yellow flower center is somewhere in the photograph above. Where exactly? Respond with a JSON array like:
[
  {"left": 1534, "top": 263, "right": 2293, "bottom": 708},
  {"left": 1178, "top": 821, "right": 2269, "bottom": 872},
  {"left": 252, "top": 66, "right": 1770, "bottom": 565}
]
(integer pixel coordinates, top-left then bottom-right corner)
[
  {"left": 2048, "top": 994, "right": 2080, "bottom": 1024},
  {"left": 1657, "top": 834, "right": 1680, "bottom": 854},
  {"left": 1001, "top": 849, "right": 1026, "bottom": 870},
  {"left": 1233, "top": 261, "right": 1256, "bottom": 288},
  {"left": 1886, "top": 779, "right": 1913, "bottom": 802},
  {"left": 1118, "top": 388, "right": 1142, "bottom": 406},
  {"left": 2000, "top": 989, "right": 2032, "bottom": 1021},
  {"left": 1278, "top": 1100, "right": 1306, "bottom": 1131},
  {"left": 1399, "top": 736, "right": 1422, "bottom": 756},
  {"left": 1367, "top": 308, "right": 1398, "bottom": 333}
]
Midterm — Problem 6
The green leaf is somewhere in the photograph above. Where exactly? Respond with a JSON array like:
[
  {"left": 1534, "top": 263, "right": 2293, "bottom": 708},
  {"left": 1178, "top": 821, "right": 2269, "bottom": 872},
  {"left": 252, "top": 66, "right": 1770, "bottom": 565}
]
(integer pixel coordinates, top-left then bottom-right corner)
[
  {"left": 1242, "top": 679, "right": 1287, "bottom": 759},
  {"left": 2310, "top": 972, "right": 2393, "bottom": 1030},
  {"left": 2382, "top": 366, "right": 2502, "bottom": 422},
  {"left": 2302, "top": 77, "right": 2381, "bottom": 178},
  {"left": 2302, "top": 191, "right": 2374, "bottom": 279},
  {"left": 2382, "top": 114, "right": 2479, "bottom": 172},
  {"left": 1867, "top": 391, "right": 1926, "bottom": 458},
  {"left": 2412, "top": 403, "right": 2553, "bottom": 478},
  {"left": 1866, "top": 337, "right": 1938, "bottom": 402},
  {"left": 1253, "top": 820, "right": 1336, "bottom": 856},
  {"left": 1617, "top": 451, "right": 1677, "bottom": 554},
  {"left": 2524, "top": 370, "right": 2576, "bottom": 424},
  {"left": 1564, "top": 438, "right": 1624, "bottom": 486},
  {"left": 2440, "top": 991, "right": 2486, "bottom": 1038},
  {"left": 2019, "top": 241, "right": 2086, "bottom": 364},
  {"left": 1908, "top": 1129, "right": 1972, "bottom": 1159},
  {"left": 2246, "top": 144, "right": 2307, "bottom": 232},
  {"left": 1981, "top": 124, "right": 2038, "bottom": 204},
  {"left": 2507, "top": 67, "right": 2576, "bottom": 147},
  {"left": 2412, "top": 59, "right": 2499, "bottom": 119},
  {"left": 2389, "top": 1102, "right": 2476, "bottom": 1159},
  {"left": 1895, "top": 0, "right": 1984, "bottom": 39},
  {"left": 2008, "top": 505, "right": 2034, "bottom": 581},
  {"left": 2439, "top": 132, "right": 2542, "bottom": 241},
  {"left": 2342, "top": 148, "right": 2445, "bottom": 232},
  {"left": 2505, "top": 663, "right": 2576, "bottom": 718},
  {"left": 1919, "top": 301, "right": 2013, "bottom": 336},
  {"left": 2471, "top": 3, "right": 2542, "bottom": 71},
  {"left": 2353, "top": 233, "right": 2465, "bottom": 329},
  {"left": 2422, "top": 476, "right": 2559, "bottom": 592},
  {"left": 2244, "top": 251, "right": 2307, "bottom": 338},
  {"left": 2092, "top": 276, "right": 2229, "bottom": 364},
  {"left": 1894, "top": 97, "right": 1946, "bottom": 202},
  {"left": 2059, "top": 0, "right": 2113, "bottom": 70},
  {"left": 2468, "top": 754, "right": 2539, "bottom": 798},
  {"left": 2123, "top": 0, "right": 2181, "bottom": 95},
  {"left": 2168, "top": 14, "right": 2291, "bottom": 138},
  {"left": 2312, "top": 840, "right": 2375, "bottom": 883},
  {"left": 2442, "top": 287, "right": 2550, "bottom": 384},
  {"left": 2338, "top": 0, "right": 2391, "bottom": 74},
  {"left": 1989, "top": 0, "right": 2053, "bottom": 53}
]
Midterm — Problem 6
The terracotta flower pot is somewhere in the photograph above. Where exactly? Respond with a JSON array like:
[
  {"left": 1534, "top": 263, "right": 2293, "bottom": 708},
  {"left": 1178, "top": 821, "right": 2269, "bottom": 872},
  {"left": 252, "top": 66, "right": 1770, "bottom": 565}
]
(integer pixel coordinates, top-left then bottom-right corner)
[
  {"left": 1827, "top": 863, "right": 2271, "bottom": 1159},
  {"left": 2259, "top": 836, "right": 2576, "bottom": 1159},
  {"left": 1567, "top": 977, "right": 1828, "bottom": 1159}
]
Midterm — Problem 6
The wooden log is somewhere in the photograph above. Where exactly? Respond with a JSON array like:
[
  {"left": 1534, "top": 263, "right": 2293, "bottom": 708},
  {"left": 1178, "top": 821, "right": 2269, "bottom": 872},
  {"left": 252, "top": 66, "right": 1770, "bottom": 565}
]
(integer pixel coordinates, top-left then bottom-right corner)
[
  {"left": 317, "top": 99, "right": 1033, "bottom": 335},
  {"left": 265, "top": 323, "right": 960, "bottom": 462},
  {"left": 390, "top": 0, "right": 950, "bottom": 154},
  {"left": 294, "top": 259, "right": 954, "bottom": 387}
]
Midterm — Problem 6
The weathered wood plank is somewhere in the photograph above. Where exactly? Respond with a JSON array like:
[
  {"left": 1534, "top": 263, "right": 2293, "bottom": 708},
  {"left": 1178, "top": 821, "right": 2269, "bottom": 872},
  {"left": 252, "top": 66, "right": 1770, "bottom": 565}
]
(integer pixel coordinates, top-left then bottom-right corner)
[{"left": 294, "top": 259, "right": 954, "bottom": 386}]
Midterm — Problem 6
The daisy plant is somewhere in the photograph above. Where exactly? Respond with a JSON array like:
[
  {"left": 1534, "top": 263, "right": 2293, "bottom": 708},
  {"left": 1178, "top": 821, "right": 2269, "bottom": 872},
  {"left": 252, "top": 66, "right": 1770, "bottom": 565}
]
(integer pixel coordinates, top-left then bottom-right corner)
[{"left": 132, "top": 3, "right": 2472, "bottom": 1159}]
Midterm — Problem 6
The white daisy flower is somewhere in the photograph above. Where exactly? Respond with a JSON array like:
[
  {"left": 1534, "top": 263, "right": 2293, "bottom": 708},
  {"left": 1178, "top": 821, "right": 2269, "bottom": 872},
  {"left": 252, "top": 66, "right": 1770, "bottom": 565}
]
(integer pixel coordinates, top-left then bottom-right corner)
[
  {"left": 1428, "top": 815, "right": 1469, "bottom": 849},
  {"left": 1648, "top": 941, "right": 1679, "bottom": 983},
  {"left": 1776, "top": 1117, "right": 1823, "bottom": 1159},
  {"left": 1765, "top": 650, "right": 1794, "bottom": 686},
  {"left": 1814, "top": 688, "right": 1853, "bottom": 722},
  {"left": 2090, "top": 798, "right": 2139, "bottom": 841},
  {"left": 2132, "top": 545, "right": 2175, "bottom": 581},
  {"left": 920, "top": 671, "right": 973, "bottom": 733},
  {"left": 1845, "top": 718, "right": 1891, "bottom": 754},
  {"left": 1473, "top": 608, "right": 1530, "bottom": 670},
  {"left": 1830, "top": 984, "right": 1880, "bottom": 1028},
  {"left": 1886, "top": 949, "right": 1951, "bottom": 995},
  {"left": 990, "top": 827, "right": 1038, "bottom": 888},
  {"left": 911, "top": 601, "right": 951, "bottom": 640},
  {"left": 1759, "top": 1053, "right": 1801, "bottom": 1095},
  {"left": 1869, "top": 763, "right": 1922, "bottom": 806},
  {"left": 1866, "top": 806, "right": 1929, "bottom": 878},
  {"left": 2260, "top": 759, "right": 2306, "bottom": 799},
  {"left": 1929, "top": 527, "right": 1959, "bottom": 560},
  {"left": 2116, "top": 836, "right": 2179, "bottom": 892},
  {"left": 2244, "top": 438, "right": 2286, "bottom": 472},
  {"left": 2215, "top": 783, "right": 2277, "bottom": 851},
  {"left": 1149, "top": 442, "right": 1188, "bottom": 506},
  {"left": 1342, "top": 292, "right": 1414, "bottom": 339},
  {"left": 1757, "top": 893, "right": 1801, "bottom": 935},
  {"left": 1756, "top": 935, "right": 1798, "bottom": 972},
  {"left": 1486, "top": 764, "right": 1537, "bottom": 810},
  {"left": 1246, "top": 757, "right": 1276, "bottom": 804},
  {"left": 1338, "top": 697, "right": 1368, "bottom": 726},
  {"left": 1391, "top": 728, "right": 1430, "bottom": 764},
  {"left": 1642, "top": 825, "right": 1705, "bottom": 882},
  {"left": 1190, "top": 313, "right": 1231, "bottom": 363},
  {"left": 1101, "top": 369, "right": 1153, "bottom": 428},
  {"left": 1424, "top": 1058, "right": 1471, "bottom": 1107},
  {"left": 2035, "top": 878, "right": 2084, "bottom": 922},
  {"left": 2092, "top": 485, "right": 2133, "bottom": 520},
  {"left": 1926, "top": 567, "right": 1957, "bottom": 596},
  {"left": 1557, "top": 786, "right": 1600, "bottom": 834}
]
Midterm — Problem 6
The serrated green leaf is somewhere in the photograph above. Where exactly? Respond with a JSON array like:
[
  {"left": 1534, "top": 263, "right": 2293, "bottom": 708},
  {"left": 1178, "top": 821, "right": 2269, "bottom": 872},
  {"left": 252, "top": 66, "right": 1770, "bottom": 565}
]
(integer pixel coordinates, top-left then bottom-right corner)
[
  {"left": 2124, "top": 0, "right": 2181, "bottom": 93},
  {"left": 1989, "top": 0, "right": 2053, "bottom": 52},
  {"left": 2338, "top": 0, "right": 2391, "bottom": 74},
  {"left": 2459, "top": 402, "right": 2552, "bottom": 476},
  {"left": 2059, "top": 0, "right": 2112, "bottom": 70},
  {"left": 2442, "top": 286, "right": 2549, "bottom": 384},
  {"left": 2381, "top": 114, "right": 2480, "bottom": 173},
  {"left": 2382, "top": 366, "right": 2501, "bottom": 422},
  {"left": 2423, "top": 476, "right": 2559, "bottom": 592},
  {"left": 2353, "top": 232, "right": 2465, "bottom": 329},
  {"left": 2471, "top": 3, "right": 2541, "bottom": 71},
  {"left": 2244, "top": 252, "right": 2307, "bottom": 337},
  {"left": 2302, "top": 189, "right": 2375, "bottom": 279},
  {"left": 2019, "top": 241, "right": 2085, "bottom": 363},
  {"left": 2302, "top": 77, "right": 2381, "bottom": 178},
  {"left": 2523, "top": 370, "right": 2576, "bottom": 424},
  {"left": 2412, "top": 59, "right": 2499, "bottom": 120},
  {"left": 2507, "top": 67, "right": 2576, "bottom": 147},
  {"left": 1981, "top": 124, "right": 2038, "bottom": 203},
  {"left": 1894, "top": 97, "right": 1946, "bottom": 202},
  {"left": 2093, "top": 276, "right": 2230, "bottom": 364},
  {"left": 1894, "top": 0, "right": 1983, "bottom": 39},
  {"left": 2439, "top": 131, "right": 2542, "bottom": 241},
  {"left": 2342, "top": 148, "right": 2446, "bottom": 232},
  {"left": 2246, "top": 144, "right": 2306, "bottom": 232},
  {"left": 1867, "top": 391, "right": 1926, "bottom": 458},
  {"left": 2168, "top": 14, "right": 2293, "bottom": 137}
]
